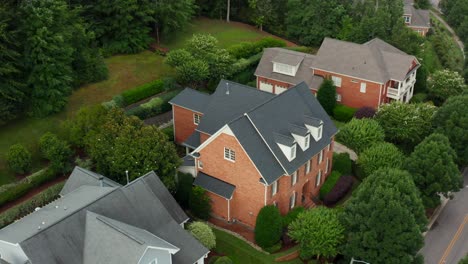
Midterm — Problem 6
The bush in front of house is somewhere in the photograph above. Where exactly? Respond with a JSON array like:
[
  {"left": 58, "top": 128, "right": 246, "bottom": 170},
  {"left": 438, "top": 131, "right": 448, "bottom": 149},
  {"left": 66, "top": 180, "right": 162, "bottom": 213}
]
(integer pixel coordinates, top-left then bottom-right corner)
[
  {"left": 319, "top": 171, "right": 342, "bottom": 199},
  {"left": 335, "top": 118, "right": 385, "bottom": 154},
  {"left": 188, "top": 221, "right": 216, "bottom": 249},
  {"left": 39, "top": 132, "right": 73, "bottom": 173},
  {"left": 323, "top": 175, "right": 354, "bottom": 206},
  {"left": 282, "top": 206, "right": 305, "bottom": 228},
  {"left": 357, "top": 142, "right": 404, "bottom": 178},
  {"left": 255, "top": 205, "right": 283, "bottom": 249},
  {"left": 228, "top": 37, "right": 286, "bottom": 59},
  {"left": 332, "top": 153, "right": 352, "bottom": 175},
  {"left": 410, "top": 93, "right": 428, "bottom": 103},
  {"left": 189, "top": 186, "right": 212, "bottom": 220},
  {"left": 333, "top": 104, "right": 357, "bottom": 122},
  {"left": 6, "top": 144, "right": 32, "bottom": 174},
  {"left": 354, "top": 106, "right": 376, "bottom": 119},
  {"left": 176, "top": 172, "right": 194, "bottom": 208},
  {"left": 317, "top": 79, "right": 337, "bottom": 115},
  {"left": 214, "top": 256, "right": 233, "bottom": 264}
]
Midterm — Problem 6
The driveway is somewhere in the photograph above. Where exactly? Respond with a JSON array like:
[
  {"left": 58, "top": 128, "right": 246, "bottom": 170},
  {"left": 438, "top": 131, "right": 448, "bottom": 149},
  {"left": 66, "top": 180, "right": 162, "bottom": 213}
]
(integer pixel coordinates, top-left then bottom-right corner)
[{"left": 420, "top": 168, "right": 468, "bottom": 264}]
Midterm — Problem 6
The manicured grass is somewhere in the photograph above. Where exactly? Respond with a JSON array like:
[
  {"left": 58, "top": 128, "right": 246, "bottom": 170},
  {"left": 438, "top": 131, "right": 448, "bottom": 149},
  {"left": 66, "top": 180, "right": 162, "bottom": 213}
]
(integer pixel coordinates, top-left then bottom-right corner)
[
  {"left": 212, "top": 228, "right": 304, "bottom": 264},
  {"left": 0, "top": 18, "right": 278, "bottom": 186}
]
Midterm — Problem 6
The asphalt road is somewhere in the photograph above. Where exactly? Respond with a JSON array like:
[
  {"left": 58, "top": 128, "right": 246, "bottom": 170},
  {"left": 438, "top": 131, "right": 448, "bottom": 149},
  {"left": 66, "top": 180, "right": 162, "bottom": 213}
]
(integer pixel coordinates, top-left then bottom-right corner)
[{"left": 420, "top": 168, "right": 468, "bottom": 264}]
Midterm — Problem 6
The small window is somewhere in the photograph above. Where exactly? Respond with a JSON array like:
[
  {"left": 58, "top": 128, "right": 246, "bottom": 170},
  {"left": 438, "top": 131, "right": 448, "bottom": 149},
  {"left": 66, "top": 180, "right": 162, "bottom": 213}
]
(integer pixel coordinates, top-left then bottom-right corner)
[
  {"left": 272, "top": 181, "right": 278, "bottom": 196},
  {"left": 318, "top": 149, "right": 324, "bottom": 164},
  {"left": 290, "top": 144, "right": 297, "bottom": 160},
  {"left": 289, "top": 192, "right": 296, "bottom": 209},
  {"left": 336, "top": 94, "right": 342, "bottom": 102},
  {"left": 317, "top": 126, "right": 323, "bottom": 140},
  {"left": 193, "top": 113, "right": 201, "bottom": 125},
  {"left": 304, "top": 135, "right": 310, "bottom": 149},
  {"left": 326, "top": 158, "right": 330, "bottom": 173},
  {"left": 224, "top": 148, "right": 236, "bottom": 162},
  {"left": 306, "top": 160, "right": 311, "bottom": 174},
  {"left": 291, "top": 171, "right": 297, "bottom": 186},
  {"left": 331, "top": 76, "right": 342, "bottom": 87},
  {"left": 360, "top": 83, "right": 367, "bottom": 93},
  {"left": 404, "top": 16, "right": 411, "bottom": 23},
  {"left": 198, "top": 160, "right": 203, "bottom": 169},
  {"left": 327, "top": 143, "right": 331, "bottom": 151},
  {"left": 315, "top": 170, "right": 322, "bottom": 187}
]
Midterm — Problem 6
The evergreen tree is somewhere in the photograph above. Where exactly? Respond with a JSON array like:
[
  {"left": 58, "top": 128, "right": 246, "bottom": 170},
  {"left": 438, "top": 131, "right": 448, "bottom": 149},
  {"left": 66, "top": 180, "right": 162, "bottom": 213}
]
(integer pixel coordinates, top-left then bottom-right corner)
[
  {"left": 316, "top": 79, "right": 337, "bottom": 116},
  {"left": 341, "top": 168, "right": 426, "bottom": 263},
  {"left": 153, "top": 0, "right": 196, "bottom": 44},
  {"left": 406, "top": 133, "right": 462, "bottom": 208}
]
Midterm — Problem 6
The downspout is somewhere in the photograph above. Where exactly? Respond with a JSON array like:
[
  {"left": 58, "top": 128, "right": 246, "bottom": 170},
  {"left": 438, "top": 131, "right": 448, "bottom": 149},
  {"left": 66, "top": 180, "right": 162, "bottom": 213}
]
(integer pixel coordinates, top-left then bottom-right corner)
[
  {"left": 227, "top": 198, "right": 231, "bottom": 222},
  {"left": 264, "top": 184, "right": 267, "bottom": 206},
  {"left": 378, "top": 84, "right": 383, "bottom": 107}
]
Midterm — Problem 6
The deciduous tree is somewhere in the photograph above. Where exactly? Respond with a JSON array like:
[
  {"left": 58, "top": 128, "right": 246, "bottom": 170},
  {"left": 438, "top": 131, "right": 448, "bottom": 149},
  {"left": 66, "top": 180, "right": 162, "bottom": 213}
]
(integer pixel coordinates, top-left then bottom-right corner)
[
  {"left": 335, "top": 118, "right": 385, "bottom": 154},
  {"left": 357, "top": 142, "right": 404, "bottom": 178},
  {"left": 6, "top": 144, "right": 32, "bottom": 174},
  {"left": 428, "top": 69, "right": 467, "bottom": 105},
  {"left": 188, "top": 221, "right": 216, "bottom": 249}
]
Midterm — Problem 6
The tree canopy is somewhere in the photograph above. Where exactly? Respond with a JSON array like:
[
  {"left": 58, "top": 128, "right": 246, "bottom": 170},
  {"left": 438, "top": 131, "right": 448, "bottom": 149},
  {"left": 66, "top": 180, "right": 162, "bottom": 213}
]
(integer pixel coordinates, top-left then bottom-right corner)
[
  {"left": 427, "top": 69, "right": 467, "bottom": 106},
  {"left": 336, "top": 118, "right": 385, "bottom": 154},
  {"left": 357, "top": 142, "right": 404, "bottom": 178}
]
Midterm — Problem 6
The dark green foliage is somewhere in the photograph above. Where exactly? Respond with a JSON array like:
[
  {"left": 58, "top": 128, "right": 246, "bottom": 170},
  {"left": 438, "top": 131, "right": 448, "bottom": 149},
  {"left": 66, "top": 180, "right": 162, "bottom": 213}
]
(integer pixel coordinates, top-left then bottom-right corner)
[
  {"left": 289, "top": 207, "right": 344, "bottom": 259},
  {"left": 39, "top": 132, "right": 73, "bottom": 173},
  {"left": 332, "top": 153, "right": 352, "bottom": 175},
  {"left": 189, "top": 186, "right": 212, "bottom": 220},
  {"left": 282, "top": 206, "right": 305, "bottom": 228},
  {"left": 459, "top": 255, "right": 468, "bottom": 264},
  {"left": 317, "top": 79, "right": 336, "bottom": 115},
  {"left": 286, "top": 0, "right": 346, "bottom": 46},
  {"left": 414, "top": 64, "right": 428, "bottom": 93},
  {"left": 433, "top": 95, "right": 468, "bottom": 165},
  {"left": 336, "top": 118, "right": 385, "bottom": 154},
  {"left": 406, "top": 133, "right": 462, "bottom": 208},
  {"left": 175, "top": 172, "right": 194, "bottom": 208},
  {"left": 323, "top": 175, "right": 354, "bottom": 206},
  {"left": 175, "top": 60, "right": 210, "bottom": 86},
  {"left": 427, "top": 69, "right": 466, "bottom": 106},
  {"left": 161, "top": 125, "right": 174, "bottom": 141},
  {"left": 153, "top": 0, "right": 196, "bottom": 43},
  {"left": 228, "top": 37, "right": 286, "bottom": 59},
  {"left": 340, "top": 168, "right": 427, "bottom": 263},
  {"left": 376, "top": 102, "right": 436, "bottom": 148},
  {"left": 6, "top": 144, "right": 32, "bottom": 174},
  {"left": 353, "top": 106, "right": 376, "bottom": 119},
  {"left": 357, "top": 142, "right": 404, "bottom": 178},
  {"left": 319, "top": 171, "right": 342, "bottom": 199},
  {"left": 121, "top": 79, "right": 165, "bottom": 106},
  {"left": 411, "top": 93, "right": 428, "bottom": 103},
  {"left": 333, "top": 105, "right": 357, "bottom": 122},
  {"left": 230, "top": 52, "right": 263, "bottom": 80},
  {"left": 414, "top": 0, "right": 431, "bottom": 9},
  {"left": 263, "top": 241, "right": 282, "bottom": 254},
  {"left": 254, "top": 205, "right": 282, "bottom": 248},
  {"left": 126, "top": 89, "right": 183, "bottom": 119},
  {"left": 214, "top": 256, "right": 233, "bottom": 264}
]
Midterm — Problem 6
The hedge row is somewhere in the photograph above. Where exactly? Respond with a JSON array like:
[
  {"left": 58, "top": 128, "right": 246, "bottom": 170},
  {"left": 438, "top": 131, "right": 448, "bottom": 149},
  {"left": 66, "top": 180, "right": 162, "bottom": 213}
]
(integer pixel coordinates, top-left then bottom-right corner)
[
  {"left": 228, "top": 37, "right": 286, "bottom": 59},
  {"left": 0, "top": 168, "right": 59, "bottom": 207},
  {"left": 323, "top": 175, "right": 354, "bottom": 206},
  {"left": 0, "top": 182, "right": 64, "bottom": 228},
  {"left": 231, "top": 52, "right": 263, "bottom": 77},
  {"left": 319, "top": 171, "right": 342, "bottom": 199},
  {"left": 333, "top": 104, "right": 357, "bottom": 122},
  {"left": 126, "top": 89, "right": 182, "bottom": 119},
  {"left": 103, "top": 78, "right": 176, "bottom": 108},
  {"left": 332, "top": 153, "right": 352, "bottom": 175}
]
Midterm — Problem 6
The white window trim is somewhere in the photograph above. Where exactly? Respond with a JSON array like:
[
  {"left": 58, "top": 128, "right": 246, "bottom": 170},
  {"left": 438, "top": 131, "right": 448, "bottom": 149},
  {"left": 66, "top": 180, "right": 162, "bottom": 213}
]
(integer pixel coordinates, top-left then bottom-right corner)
[
  {"left": 326, "top": 158, "right": 329, "bottom": 173},
  {"left": 306, "top": 160, "right": 311, "bottom": 174},
  {"left": 290, "top": 144, "right": 297, "bottom": 160},
  {"left": 332, "top": 76, "right": 342, "bottom": 87},
  {"left": 224, "top": 147, "right": 236, "bottom": 162},
  {"left": 290, "top": 192, "right": 296, "bottom": 209},
  {"left": 327, "top": 143, "right": 331, "bottom": 151},
  {"left": 193, "top": 113, "right": 201, "bottom": 125},
  {"left": 272, "top": 181, "right": 278, "bottom": 196},
  {"left": 197, "top": 160, "right": 203, "bottom": 169},
  {"left": 291, "top": 171, "right": 297, "bottom": 186},
  {"left": 360, "top": 82, "right": 367, "bottom": 93},
  {"left": 304, "top": 134, "right": 310, "bottom": 149},
  {"left": 318, "top": 149, "right": 324, "bottom": 164},
  {"left": 336, "top": 94, "right": 342, "bottom": 102},
  {"left": 316, "top": 170, "right": 322, "bottom": 187}
]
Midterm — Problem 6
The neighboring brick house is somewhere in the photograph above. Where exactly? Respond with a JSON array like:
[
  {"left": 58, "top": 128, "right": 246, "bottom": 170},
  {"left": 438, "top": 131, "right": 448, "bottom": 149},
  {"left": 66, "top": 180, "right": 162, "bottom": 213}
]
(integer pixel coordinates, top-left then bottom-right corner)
[
  {"left": 404, "top": 0, "right": 431, "bottom": 36},
  {"left": 255, "top": 38, "right": 420, "bottom": 109},
  {"left": 170, "top": 80, "right": 338, "bottom": 228}
]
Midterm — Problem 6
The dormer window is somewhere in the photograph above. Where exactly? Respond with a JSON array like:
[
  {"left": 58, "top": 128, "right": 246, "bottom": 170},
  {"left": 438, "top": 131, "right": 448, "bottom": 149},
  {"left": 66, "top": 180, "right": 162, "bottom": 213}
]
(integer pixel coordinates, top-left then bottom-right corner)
[
  {"left": 290, "top": 144, "right": 297, "bottom": 160},
  {"left": 193, "top": 113, "right": 201, "bottom": 125},
  {"left": 290, "top": 124, "right": 310, "bottom": 151},
  {"left": 304, "top": 134, "right": 310, "bottom": 149},
  {"left": 275, "top": 133, "right": 297, "bottom": 161},
  {"left": 304, "top": 116, "right": 323, "bottom": 142},
  {"left": 404, "top": 15, "right": 411, "bottom": 23},
  {"left": 273, "top": 63, "right": 295, "bottom": 76}
]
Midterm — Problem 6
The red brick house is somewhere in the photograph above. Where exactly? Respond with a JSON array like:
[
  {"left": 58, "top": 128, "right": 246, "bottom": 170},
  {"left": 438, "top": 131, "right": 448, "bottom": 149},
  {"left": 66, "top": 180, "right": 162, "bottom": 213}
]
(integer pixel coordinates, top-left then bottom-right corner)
[
  {"left": 255, "top": 38, "right": 420, "bottom": 109},
  {"left": 170, "top": 80, "right": 338, "bottom": 228},
  {"left": 404, "top": 0, "right": 431, "bottom": 36}
]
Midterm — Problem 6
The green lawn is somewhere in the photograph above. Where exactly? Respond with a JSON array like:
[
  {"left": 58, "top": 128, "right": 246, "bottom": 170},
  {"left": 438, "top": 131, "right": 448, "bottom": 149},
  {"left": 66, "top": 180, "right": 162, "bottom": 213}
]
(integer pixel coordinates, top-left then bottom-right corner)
[
  {"left": 0, "top": 18, "right": 274, "bottom": 185},
  {"left": 213, "top": 228, "right": 305, "bottom": 264}
]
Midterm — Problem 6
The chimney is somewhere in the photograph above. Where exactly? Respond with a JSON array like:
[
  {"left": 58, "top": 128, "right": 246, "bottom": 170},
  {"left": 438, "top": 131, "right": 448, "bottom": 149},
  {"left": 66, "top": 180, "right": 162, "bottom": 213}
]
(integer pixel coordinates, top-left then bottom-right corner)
[{"left": 98, "top": 176, "right": 104, "bottom": 187}]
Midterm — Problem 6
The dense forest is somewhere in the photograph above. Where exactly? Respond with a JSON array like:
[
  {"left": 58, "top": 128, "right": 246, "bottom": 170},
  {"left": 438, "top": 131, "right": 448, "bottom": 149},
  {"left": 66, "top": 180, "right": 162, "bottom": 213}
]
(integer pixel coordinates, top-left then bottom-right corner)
[{"left": 0, "top": 0, "right": 195, "bottom": 124}]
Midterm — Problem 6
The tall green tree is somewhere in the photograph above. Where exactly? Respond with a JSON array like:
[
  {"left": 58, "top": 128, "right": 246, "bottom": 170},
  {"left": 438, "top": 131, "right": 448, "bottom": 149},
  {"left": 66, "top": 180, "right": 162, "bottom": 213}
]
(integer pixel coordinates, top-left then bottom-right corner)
[
  {"left": 335, "top": 118, "right": 385, "bottom": 154},
  {"left": 405, "top": 133, "right": 462, "bottom": 208},
  {"left": 248, "top": 0, "right": 275, "bottom": 31},
  {"left": 153, "top": 0, "right": 196, "bottom": 44},
  {"left": 286, "top": 0, "right": 346, "bottom": 46},
  {"left": 433, "top": 95, "right": 468, "bottom": 166},
  {"left": 289, "top": 207, "right": 344, "bottom": 260},
  {"left": 20, "top": 0, "right": 74, "bottom": 117},
  {"left": 341, "top": 168, "right": 426, "bottom": 264},
  {"left": 357, "top": 142, "right": 404, "bottom": 178},
  {"left": 316, "top": 79, "right": 337, "bottom": 115},
  {"left": 427, "top": 69, "right": 467, "bottom": 106}
]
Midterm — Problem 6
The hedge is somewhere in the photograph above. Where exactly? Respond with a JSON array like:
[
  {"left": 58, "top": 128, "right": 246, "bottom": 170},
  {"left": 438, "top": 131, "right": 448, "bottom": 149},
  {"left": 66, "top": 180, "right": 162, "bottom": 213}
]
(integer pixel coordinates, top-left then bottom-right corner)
[
  {"left": 0, "top": 168, "right": 59, "bottom": 207},
  {"left": 333, "top": 105, "right": 357, "bottom": 122},
  {"left": 228, "top": 37, "right": 286, "bottom": 59},
  {"left": 255, "top": 205, "right": 283, "bottom": 249},
  {"left": 126, "top": 89, "right": 183, "bottom": 119},
  {"left": 282, "top": 206, "right": 305, "bottom": 228},
  {"left": 332, "top": 153, "right": 352, "bottom": 175},
  {"left": 319, "top": 171, "right": 342, "bottom": 199},
  {"left": 231, "top": 52, "right": 263, "bottom": 77},
  {"left": 0, "top": 182, "right": 64, "bottom": 228},
  {"left": 323, "top": 175, "right": 354, "bottom": 206}
]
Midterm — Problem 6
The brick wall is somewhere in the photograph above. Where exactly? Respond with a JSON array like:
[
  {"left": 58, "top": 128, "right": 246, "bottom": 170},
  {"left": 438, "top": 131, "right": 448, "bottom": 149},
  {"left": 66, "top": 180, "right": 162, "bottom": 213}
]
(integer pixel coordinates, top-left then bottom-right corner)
[
  {"left": 173, "top": 105, "right": 202, "bottom": 144},
  {"left": 408, "top": 26, "right": 430, "bottom": 36}
]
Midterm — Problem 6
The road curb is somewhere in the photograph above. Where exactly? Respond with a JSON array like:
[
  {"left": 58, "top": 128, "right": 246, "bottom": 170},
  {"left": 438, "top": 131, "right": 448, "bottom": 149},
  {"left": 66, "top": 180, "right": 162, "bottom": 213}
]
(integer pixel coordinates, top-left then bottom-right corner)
[{"left": 423, "top": 197, "right": 449, "bottom": 236}]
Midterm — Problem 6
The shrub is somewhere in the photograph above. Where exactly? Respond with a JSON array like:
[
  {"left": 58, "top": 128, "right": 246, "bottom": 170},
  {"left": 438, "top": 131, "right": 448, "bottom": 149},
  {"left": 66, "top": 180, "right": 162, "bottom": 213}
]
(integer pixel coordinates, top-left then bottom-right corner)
[
  {"left": 319, "top": 171, "right": 342, "bottom": 199},
  {"left": 189, "top": 186, "right": 212, "bottom": 220},
  {"left": 126, "top": 89, "right": 183, "bottom": 119},
  {"left": 335, "top": 118, "right": 385, "bottom": 154},
  {"left": 228, "top": 37, "right": 286, "bottom": 59},
  {"left": 317, "top": 79, "right": 336, "bottom": 115},
  {"left": 427, "top": 69, "right": 466, "bottom": 105},
  {"left": 282, "top": 206, "right": 305, "bottom": 228},
  {"left": 39, "top": 133, "right": 73, "bottom": 173},
  {"left": 161, "top": 125, "right": 174, "bottom": 141},
  {"left": 7, "top": 144, "right": 32, "bottom": 174},
  {"left": 333, "top": 105, "right": 357, "bottom": 122},
  {"left": 231, "top": 52, "right": 263, "bottom": 76},
  {"left": 188, "top": 221, "right": 216, "bottom": 249},
  {"left": 332, "top": 153, "right": 352, "bottom": 175},
  {"left": 214, "top": 256, "right": 233, "bottom": 264},
  {"left": 176, "top": 172, "right": 194, "bottom": 208},
  {"left": 74, "top": 157, "right": 92, "bottom": 170},
  {"left": 323, "top": 175, "right": 354, "bottom": 206},
  {"left": 121, "top": 79, "right": 165, "bottom": 106},
  {"left": 264, "top": 241, "right": 282, "bottom": 253},
  {"left": 410, "top": 93, "right": 428, "bottom": 103},
  {"left": 354, "top": 106, "right": 376, "bottom": 119},
  {"left": 255, "top": 205, "right": 283, "bottom": 248},
  {"left": 358, "top": 142, "right": 404, "bottom": 178},
  {"left": 0, "top": 182, "right": 64, "bottom": 228}
]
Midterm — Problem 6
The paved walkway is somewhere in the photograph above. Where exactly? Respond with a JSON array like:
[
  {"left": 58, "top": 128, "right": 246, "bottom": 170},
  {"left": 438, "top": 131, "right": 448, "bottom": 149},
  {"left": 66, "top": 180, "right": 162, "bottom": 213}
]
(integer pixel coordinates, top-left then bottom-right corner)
[
  {"left": 430, "top": 10, "right": 465, "bottom": 59},
  {"left": 333, "top": 142, "right": 357, "bottom": 161}
]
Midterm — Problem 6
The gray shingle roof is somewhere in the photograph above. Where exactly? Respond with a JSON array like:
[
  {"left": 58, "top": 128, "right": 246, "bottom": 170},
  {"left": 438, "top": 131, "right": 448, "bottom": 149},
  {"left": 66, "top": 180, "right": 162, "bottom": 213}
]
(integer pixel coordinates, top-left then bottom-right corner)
[
  {"left": 314, "top": 38, "right": 418, "bottom": 83},
  {"left": 183, "top": 130, "right": 201, "bottom": 149},
  {"left": 169, "top": 88, "right": 210, "bottom": 113},
  {"left": 194, "top": 172, "right": 236, "bottom": 199},
  {"left": 0, "top": 168, "right": 207, "bottom": 264},
  {"left": 255, "top": 48, "right": 324, "bottom": 89},
  {"left": 60, "top": 167, "right": 120, "bottom": 196},
  {"left": 406, "top": 4, "right": 430, "bottom": 28}
]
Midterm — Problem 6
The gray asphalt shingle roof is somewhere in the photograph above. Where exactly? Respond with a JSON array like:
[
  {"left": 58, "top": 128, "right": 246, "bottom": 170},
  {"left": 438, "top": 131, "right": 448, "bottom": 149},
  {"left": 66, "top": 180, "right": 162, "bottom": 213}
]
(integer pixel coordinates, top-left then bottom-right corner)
[
  {"left": 406, "top": 5, "right": 430, "bottom": 28},
  {"left": 183, "top": 130, "right": 201, "bottom": 149},
  {"left": 60, "top": 167, "right": 120, "bottom": 196},
  {"left": 194, "top": 172, "right": 236, "bottom": 199},
  {"left": 169, "top": 88, "right": 210, "bottom": 113}
]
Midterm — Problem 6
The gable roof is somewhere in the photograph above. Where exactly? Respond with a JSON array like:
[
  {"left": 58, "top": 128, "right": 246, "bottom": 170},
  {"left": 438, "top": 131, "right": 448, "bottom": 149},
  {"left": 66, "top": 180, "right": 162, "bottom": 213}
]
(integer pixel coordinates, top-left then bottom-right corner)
[
  {"left": 60, "top": 166, "right": 120, "bottom": 196},
  {"left": 0, "top": 167, "right": 207, "bottom": 264},
  {"left": 188, "top": 81, "right": 337, "bottom": 185},
  {"left": 404, "top": 4, "right": 430, "bottom": 28},
  {"left": 314, "top": 38, "right": 418, "bottom": 83},
  {"left": 169, "top": 88, "right": 210, "bottom": 113},
  {"left": 255, "top": 48, "right": 324, "bottom": 89}
]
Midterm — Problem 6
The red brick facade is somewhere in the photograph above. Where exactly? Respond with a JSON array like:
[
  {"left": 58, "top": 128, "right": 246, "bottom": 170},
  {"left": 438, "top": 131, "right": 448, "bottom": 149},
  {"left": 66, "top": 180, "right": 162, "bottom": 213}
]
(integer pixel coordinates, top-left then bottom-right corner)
[
  {"left": 408, "top": 26, "right": 430, "bottom": 36},
  {"left": 173, "top": 105, "right": 202, "bottom": 144}
]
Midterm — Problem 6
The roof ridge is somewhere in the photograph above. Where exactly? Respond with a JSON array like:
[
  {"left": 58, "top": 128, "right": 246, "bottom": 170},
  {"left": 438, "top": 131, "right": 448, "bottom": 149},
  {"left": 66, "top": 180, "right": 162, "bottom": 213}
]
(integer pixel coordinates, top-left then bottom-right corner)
[
  {"left": 95, "top": 214, "right": 145, "bottom": 245},
  {"left": 75, "top": 167, "right": 121, "bottom": 186},
  {"left": 219, "top": 79, "right": 274, "bottom": 96}
]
